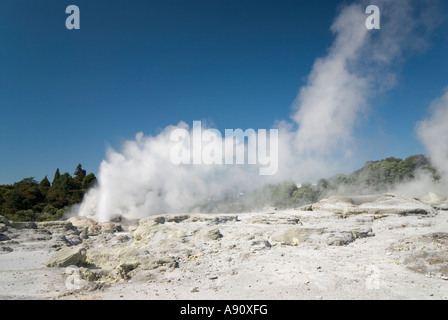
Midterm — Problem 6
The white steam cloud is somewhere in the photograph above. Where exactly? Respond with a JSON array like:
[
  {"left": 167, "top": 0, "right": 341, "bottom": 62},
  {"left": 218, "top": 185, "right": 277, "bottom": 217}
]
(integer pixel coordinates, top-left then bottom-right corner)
[
  {"left": 392, "top": 88, "right": 448, "bottom": 199},
  {"left": 78, "top": 0, "right": 446, "bottom": 221},
  {"left": 417, "top": 88, "right": 448, "bottom": 184}
]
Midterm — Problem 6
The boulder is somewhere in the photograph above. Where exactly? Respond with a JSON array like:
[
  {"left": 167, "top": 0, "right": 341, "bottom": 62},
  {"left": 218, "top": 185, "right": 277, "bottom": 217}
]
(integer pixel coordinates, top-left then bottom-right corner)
[
  {"left": 37, "top": 221, "right": 70, "bottom": 229},
  {"left": 0, "top": 223, "right": 7, "bottom": 232},
  {"left": 324, "top": 226, "right": 374, "bottom": 246},
  {"left": 272, "top": 227, "right": 324, "bottom": 246},
  {"left": 201, "top": 228, "right": 222, "bottom": 241},
  {"left": 144, "top": 257, "right": 178, "bottom": 270},
  {"left": 165, "top": 214, "right": 189, "bottom": 223},
  {"left": 99, "top": 222, "right": 122, "bottom": 234},
  {"left": 324, "top": 232, "right": 355, "bottom": 246},
  {"left": 117, "top": 262, "right": 141, "bottom": 279},
  {"left": 311, "top": 193, "right": 436, "bottom": 216},
  {"left": 249, "top": 215, "right": 301, "bottom": 225},
  {"left": 45, "top": 246, "right": 87, "bottom": 268},
  {"left": 133, "top": 216, "right": 165, "bottom": 241},
  {"left": 0, "top": 215, "right": 11, "bottom": 226},
  {"left": 68, "top": 216, "right": 101, "bottom": 235},
  {"left": 10, "top": 221, "right": 37, "bottom": 229},
  {"left": 0, "top": 233, "right": 10, "bottom": 242},
  {"left": 66, "top": 235, "right": 83, "bottom": 246}
]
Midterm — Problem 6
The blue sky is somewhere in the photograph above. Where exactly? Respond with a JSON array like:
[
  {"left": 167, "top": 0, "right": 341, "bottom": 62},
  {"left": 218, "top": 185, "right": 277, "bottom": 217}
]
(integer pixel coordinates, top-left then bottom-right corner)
[{"left": 1, "top": 0, "right": 447, "bottom": 184}]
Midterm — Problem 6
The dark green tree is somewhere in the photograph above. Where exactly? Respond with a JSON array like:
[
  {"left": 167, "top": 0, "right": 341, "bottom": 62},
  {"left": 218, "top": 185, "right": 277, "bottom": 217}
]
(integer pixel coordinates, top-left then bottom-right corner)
[
  {"left": 40, "top": 176, "right": 51, "bottom": 188},
  {"left": 2, "top": 189, "right": 26, "bottom": 216},
  {"left": 0, "top": 166, "right": 98, "bottom": 221},
  {"left": 52, "top": 168, "right": 61, "bottom": 186},
  {"left": 74, "top": 164, "right": 86, "bottom": 183},
  {"left": 82, "top": 173, "right": 97, "bottom": 190},
  {"left": 52, "top": 172, "right": 75, "bottom": 193},
  {"left": 45, "top": 189, "right": 69, "bottom": 209}
]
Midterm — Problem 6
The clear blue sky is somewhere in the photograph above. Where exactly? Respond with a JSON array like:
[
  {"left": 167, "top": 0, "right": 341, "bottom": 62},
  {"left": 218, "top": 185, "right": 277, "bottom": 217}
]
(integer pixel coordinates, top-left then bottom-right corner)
[{"left": 1, "top": 0, "right": 447, "bottom": 184}]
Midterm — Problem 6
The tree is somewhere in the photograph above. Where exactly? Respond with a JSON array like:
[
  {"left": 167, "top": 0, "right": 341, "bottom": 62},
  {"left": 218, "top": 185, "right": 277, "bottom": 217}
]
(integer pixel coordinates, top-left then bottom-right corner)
[
  {"left": 82, "top": 173, "right": 97, "bottom": 190},
  {"left": 52, "top": 168, "right": 61, "bottom": 186},
  {"left": 291, "top": 183, "right": 319, "bottom": 206},
  {"left": 2, "top": 189, "right": 26, "bottom": 216},
  {"left": 52, "top": 172, "right": 75, "bottom": 193},
  {"left": 0, "top": 165, "right": 98, "bottom": 221},
  {"left": 0, "top": 185, "right": 8, "bottom": 209},
  {"left": 45, "top": 189, "right": 69, "bottom": 209},
  {"left": 268, "top": 181, "right": 298, "bottom": 208},
  {"left": 40, "top": 176, "right": 51, "bottom": 188},
  {"left": 74, "top": 164, "right": 86, "bottom": 183}
]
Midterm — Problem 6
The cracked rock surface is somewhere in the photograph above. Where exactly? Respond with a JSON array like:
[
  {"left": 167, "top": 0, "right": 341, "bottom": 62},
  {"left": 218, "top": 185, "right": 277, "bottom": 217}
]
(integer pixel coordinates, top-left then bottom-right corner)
[{"left": 1, "top": 193, "right": 448, "bottom": 299}]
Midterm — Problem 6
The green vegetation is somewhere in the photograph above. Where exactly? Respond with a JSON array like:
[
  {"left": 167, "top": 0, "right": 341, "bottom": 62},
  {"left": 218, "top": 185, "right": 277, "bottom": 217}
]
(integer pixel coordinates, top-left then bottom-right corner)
[
  {"left": 255, "top": 154, "right": 440, "bottom": 209},
  {"left": 331, "top": 154, "right": 440, "bottom": 192},
  {"left": 0, "top": 164, "right": 97, "bottom": 222},
  {"left": 199, "top": 154, "right": 441, "bottom": 212}
]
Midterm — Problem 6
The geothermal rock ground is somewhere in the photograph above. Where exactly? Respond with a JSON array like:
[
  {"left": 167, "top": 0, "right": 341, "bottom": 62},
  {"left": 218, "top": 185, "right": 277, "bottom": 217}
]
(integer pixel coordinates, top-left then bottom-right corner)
[{"left": 1, "top": 193, "right": 448, "bottom": 300}]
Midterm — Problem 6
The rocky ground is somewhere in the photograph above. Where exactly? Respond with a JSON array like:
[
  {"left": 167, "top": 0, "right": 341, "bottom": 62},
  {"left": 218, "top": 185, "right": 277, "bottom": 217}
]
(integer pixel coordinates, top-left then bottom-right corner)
[{"left": 1, "top": 193, "right": 448, "bottom": 300}]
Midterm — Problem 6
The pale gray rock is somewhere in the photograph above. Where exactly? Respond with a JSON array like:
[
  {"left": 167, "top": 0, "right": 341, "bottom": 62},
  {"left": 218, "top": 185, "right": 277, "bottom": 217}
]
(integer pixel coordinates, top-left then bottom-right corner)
[
  {"left": 271, "top": 222, "right": 373, "bottom": 246},
  {"left": 311, "top": 193, "right": 436, "bottom": 216},
  {"left": 165, "top": 214, "right": 189, "bottom": 223},
  {"left": 249, "top": 215, "right": 301, "bottom": 225},
  {"left": 45, "top": 246, "right": 87, "bottom": 267},
  {"left": 117, "top": 262, "right": 141, "bottom": 279},
  {"left": 68, "top": 216, "right": 101, "bottom": 236},
  {"left": 36, "top": 220, "right": 69, "bottom": 228},
  {"left": 272, "top": 227, "right": 324, "bottom": 245},
  {"left": 388, "top": 232, "right": 448, "bottom": 279},
  {"left": 66, "top": 235, "right": 83, "bottom": 246},
  {"left": 324, "top": 232, "right": 355, "bottom": 246},
  {"left": 145, "top": 256, "right": 178, "bottom": 270},
  {"left": 324, "top": 226, "right": 374, "bottom": 246},
  {"left": 100, "top": 222, "right": 122, "bottom": 233},
  {"left": 201, "top": 228, "right": 222, "bottom": 240},
  {"left": 133, "top": 216, "right": 166, "bottom": 241},
  {"left": 53, "top": 235, "right": 71, "bottom": 246},
  {"left": 10, "top": 221, "right": 37, "bottom": 229}
]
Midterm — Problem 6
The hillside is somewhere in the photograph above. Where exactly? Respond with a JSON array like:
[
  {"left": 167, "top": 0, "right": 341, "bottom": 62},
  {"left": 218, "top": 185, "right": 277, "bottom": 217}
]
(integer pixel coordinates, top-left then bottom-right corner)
[{"left": 203, "top": 154, "right": 442, "bottom": 212}]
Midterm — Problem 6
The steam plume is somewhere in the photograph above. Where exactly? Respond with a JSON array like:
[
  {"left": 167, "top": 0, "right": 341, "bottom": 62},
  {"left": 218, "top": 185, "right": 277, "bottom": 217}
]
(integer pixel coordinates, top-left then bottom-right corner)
[
  {"left": 416, "top": 89, "right": 448, "bottom": 186},
  {"left": 78, "top": 0, "right": 445, "bottom": 221}
]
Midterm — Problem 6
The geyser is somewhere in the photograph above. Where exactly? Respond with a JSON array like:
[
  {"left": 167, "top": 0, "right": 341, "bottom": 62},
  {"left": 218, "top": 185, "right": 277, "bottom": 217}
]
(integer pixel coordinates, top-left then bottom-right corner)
[{"left": 78, "top": 0, "right": 446, "bottom": 222}]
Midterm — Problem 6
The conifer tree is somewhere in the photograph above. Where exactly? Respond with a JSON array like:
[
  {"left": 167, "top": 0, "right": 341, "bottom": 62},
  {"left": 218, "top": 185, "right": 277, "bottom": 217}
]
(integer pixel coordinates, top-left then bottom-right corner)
[
  {"left": 40, "top": 176, "right": 51, "bottom": 188},
  {"left": 52, "top": 168, "right": 61, "bottom": 186},
  {"left": 74, "top": 164, "right": 86, "bottom": 182}
]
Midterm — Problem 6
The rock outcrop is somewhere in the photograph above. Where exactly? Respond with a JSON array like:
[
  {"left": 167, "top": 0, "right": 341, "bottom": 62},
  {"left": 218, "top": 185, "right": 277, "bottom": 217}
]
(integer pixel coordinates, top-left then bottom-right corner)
[
  {"left": 45, "top": 246, "right": 87, "bottom": 267},
  {"left": 307, "top": 193, "right": 437, "bottom": 216},
  {"left": 1, "top": 192, "right": 447, "bottom": 300},
  {"left": 388, "top": 232, "right": 448, "bottom": 279}
]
